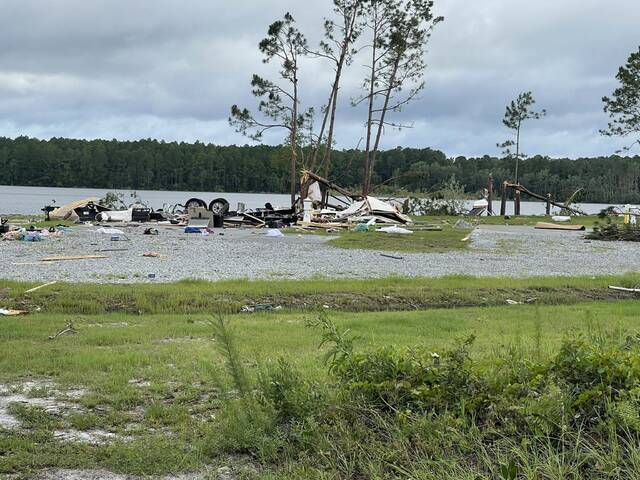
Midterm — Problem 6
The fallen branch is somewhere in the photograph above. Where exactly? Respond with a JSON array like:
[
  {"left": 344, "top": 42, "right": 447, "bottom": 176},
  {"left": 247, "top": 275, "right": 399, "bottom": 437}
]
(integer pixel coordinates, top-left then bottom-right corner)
[
  {"left": 48, "top": 322, "right": 77, "bottom": 340},
  {"left": 380, "top": 253, "right": 404, "bottom": 260}
]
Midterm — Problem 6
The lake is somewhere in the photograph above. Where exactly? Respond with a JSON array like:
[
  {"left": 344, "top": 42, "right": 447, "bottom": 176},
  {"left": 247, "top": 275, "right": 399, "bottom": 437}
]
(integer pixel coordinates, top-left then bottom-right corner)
[{"left": 0, "top": 184, "right": 620, "bottom": 216}]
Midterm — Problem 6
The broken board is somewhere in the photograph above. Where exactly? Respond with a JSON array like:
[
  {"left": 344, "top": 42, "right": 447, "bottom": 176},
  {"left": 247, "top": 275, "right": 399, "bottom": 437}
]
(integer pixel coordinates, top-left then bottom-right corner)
[
  {"left": 534, "top": 222, "right": 585, "bottom": 231},
  {"left": 41, "top": 255, "right": 109, "bottom": 262}
]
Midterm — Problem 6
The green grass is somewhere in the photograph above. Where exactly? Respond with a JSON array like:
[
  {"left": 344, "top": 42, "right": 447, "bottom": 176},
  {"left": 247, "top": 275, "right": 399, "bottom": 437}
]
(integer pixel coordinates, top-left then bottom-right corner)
[
  {"left": 287, "top": 222, "right": 470, "bottom": 253},
  {"left": 413, "top": 214, "right": 617, "bottom": 228},
  {"left": 3, "top": 274, "right": 640, "bottom": 314},
  {"left": 4, "top": 214, "right": 75, "bottom": 229},
  {"left": 327, "top": 225, "right": 470, "bottom": 253},
  {"left": 2, "top": 301, "right": 639, "bottom": 384},
  {"left": 1, "top": 298, "right": 640, "bottom": 477},
  {"left": 287, "top": 214, "right": 618, "bottom": 254}
]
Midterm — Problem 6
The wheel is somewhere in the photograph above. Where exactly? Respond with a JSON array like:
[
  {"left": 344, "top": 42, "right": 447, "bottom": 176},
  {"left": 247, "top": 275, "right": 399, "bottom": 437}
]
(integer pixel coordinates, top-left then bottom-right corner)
[
  {"left": 208, "top": 198, "right": 230, "bottom": 215},
  {"left": 184, "top": 198, "right": 207, "bottom": 209}
]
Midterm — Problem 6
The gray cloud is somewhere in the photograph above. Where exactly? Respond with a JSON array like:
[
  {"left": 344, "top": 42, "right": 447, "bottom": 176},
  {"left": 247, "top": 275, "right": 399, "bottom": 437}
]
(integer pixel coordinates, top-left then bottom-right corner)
[{"left": 0, "top": 0, "right": 637, "bottom": 157}]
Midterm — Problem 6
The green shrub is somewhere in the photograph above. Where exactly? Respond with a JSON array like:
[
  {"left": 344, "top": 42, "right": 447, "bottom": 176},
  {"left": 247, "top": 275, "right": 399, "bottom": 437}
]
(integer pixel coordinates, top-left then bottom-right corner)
[{"left": 212, "top": 315, "right": 640, "bottom": 478}]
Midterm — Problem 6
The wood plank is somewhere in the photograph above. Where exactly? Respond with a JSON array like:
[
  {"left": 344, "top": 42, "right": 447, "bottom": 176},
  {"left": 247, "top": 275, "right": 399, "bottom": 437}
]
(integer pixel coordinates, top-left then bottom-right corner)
[
  {"left": 534, "top": 222, "right": 585, "bottom": 231},
  {"left": 41, "top": 255, "right": 109, "bottom": 262}
]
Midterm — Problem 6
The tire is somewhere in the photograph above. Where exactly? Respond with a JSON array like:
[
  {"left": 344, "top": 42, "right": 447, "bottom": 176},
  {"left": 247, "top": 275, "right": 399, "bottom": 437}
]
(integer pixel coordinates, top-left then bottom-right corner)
[
  {"left": 184, "top": 197, "right": 207, "bottom": 209},
  {"left": 208, "top": 198, "right": 230, "bottom": 216}
]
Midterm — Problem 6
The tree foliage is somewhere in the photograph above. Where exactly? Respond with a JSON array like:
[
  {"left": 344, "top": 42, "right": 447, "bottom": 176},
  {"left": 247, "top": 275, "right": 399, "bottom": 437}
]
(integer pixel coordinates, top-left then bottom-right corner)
[
  {"left": 497, "top": 91, "right": 546, "bottom": 183},
  {"left": 358, "top": 0, "right": 443, "bottom": 195},
  {"left": 1, "top": 137, "right": 640, "bottom": 204},
  {"left": 601, "top": 46, "right": 640, "bottom": 152},
  {"left": 229, "top": 12, "right": 310, "bottom": 203}
]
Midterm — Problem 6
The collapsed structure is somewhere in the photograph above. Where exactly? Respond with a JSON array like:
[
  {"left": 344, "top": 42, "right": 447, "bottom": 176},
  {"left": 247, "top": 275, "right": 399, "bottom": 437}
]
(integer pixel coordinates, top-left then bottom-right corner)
[{"left": 31, "top": 170, "right": 412, "bottom": 231}]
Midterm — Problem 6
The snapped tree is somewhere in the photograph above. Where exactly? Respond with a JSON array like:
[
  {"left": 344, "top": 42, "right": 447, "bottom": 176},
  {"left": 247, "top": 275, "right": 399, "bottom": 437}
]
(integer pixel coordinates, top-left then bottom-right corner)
[
  {"left": 229, "top": 13, "right": 311, "bottom": 205},
  {"left": 497, "top": 91, "right": 546, "bottom": 184},
  {"left": 601, "top": 46, "right": 640, "bottom": 153},
  {"left": 357, "top": 0, "right": 442, "bottom": 196}
]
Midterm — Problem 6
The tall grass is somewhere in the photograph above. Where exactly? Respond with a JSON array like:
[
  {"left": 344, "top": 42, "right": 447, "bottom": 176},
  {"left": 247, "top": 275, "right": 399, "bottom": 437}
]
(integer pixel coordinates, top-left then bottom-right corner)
[{"left": 212, "top": 315, "right": 640, "bottom": 479}]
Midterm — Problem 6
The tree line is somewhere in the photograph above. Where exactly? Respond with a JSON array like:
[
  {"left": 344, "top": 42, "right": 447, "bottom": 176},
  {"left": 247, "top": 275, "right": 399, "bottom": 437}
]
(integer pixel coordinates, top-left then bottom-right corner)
[{"left": 1, "top": 135, "right": 639, "bottom": 204}]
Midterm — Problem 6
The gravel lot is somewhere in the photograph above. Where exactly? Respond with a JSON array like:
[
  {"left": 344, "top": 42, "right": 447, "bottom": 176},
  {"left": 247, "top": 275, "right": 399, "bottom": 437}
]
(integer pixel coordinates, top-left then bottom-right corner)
[{"left": 0, "top": 224, "right": 637, "bottom": 283}]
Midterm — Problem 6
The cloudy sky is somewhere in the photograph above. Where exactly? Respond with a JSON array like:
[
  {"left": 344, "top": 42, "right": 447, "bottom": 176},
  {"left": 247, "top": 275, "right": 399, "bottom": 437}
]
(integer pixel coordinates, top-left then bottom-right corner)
[{"left": 0, "top": 0, "right": 637, "bottom": 158}]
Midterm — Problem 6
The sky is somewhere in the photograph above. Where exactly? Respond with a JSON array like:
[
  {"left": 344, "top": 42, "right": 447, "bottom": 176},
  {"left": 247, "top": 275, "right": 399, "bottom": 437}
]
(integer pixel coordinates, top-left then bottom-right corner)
[{"left": 0, "top": 0, "right": 638, "bottom": 158}]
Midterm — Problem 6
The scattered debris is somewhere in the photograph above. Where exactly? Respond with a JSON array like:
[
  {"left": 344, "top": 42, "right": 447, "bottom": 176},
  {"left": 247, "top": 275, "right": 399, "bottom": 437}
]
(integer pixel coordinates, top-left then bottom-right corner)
[
  {"left": 48, "top": 322, "right": 77, "bottom": 340},
  {"left": 377, "top": 226, "right": 413, "bottom": 234},
  {"left": 0, "top": 309, "right": 28, "bottom": 316},
  {"left": 505, "top": 299, "right": 523, "bottom": 305},
  {"left": 142, "top": 252, "right": 161, "bottom": 258},
  {"left": 454, "top": 219, "right": 473, "bottom": 229},
  {"left": 41, "top": 255, "right": 108, "bottom": 262},
  {"left": 534, "top": 222, "right": 585, "bottom": 231},
  {"left": 95, "top": 227, "right": 124, "bottom": 235},
  {"left": 24, "top": 281, "right": 58, "bottom": 294},
  {"left": 265, "top": 229, "right": 284, "bottom": 237},
  {"left": 241, "top": 303, "right": 276, "bottom": 313},
  {"left": 380, "top": 253, "right": 404, "bottom": 260},
  {"left": 587, "top": 221, "right": 640, "bottom": 241},
  {"left": 49, "top": 197, "right": 101, "bottom": 220},
  {"left": 468, "top": 198, "right": 489, "bottom": 216},
  {"left": 609, "top": 286, "right": 640, "bottom": 293},
  {"left": 128, "top": 378, "right": 151, "bottom": 387}
]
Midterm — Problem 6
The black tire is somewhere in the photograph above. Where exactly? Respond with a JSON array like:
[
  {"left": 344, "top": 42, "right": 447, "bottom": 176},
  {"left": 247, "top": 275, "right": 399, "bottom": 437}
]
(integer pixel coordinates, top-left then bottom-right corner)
[
  {"left": 208, "top": 198, "right": 230, "bottom": 216},
  {"left": 184, "top": 197, "right": 207, "bottom": 209}
]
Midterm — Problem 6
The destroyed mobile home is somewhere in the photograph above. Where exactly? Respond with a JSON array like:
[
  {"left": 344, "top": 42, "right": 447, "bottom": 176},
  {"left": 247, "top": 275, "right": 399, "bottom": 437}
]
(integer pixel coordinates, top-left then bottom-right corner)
[
  {"left": 24, "top": 172, "right": 415, "bottom": 233},
  {"left": 3, "top": 172, "right": 633, "bottom": 242}
]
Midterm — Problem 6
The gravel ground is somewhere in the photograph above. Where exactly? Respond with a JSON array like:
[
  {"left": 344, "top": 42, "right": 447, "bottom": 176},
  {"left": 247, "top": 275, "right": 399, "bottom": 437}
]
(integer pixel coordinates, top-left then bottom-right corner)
[{"left": 0, "top": 224, "right": 637, "bottom": 283}]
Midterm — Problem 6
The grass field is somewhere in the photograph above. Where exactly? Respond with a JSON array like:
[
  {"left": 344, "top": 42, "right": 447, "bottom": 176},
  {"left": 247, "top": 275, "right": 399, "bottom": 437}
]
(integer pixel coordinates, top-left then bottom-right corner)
[
  {"left": 289, "top": 214, "right": 618, "bottom": 253},
  {"left": 413, "top": 214, "right": 617, "bottom": 228},
  {"left": 3, "top": 274, "right": 640, "bottom": 314},
  {"left": 1, "top": 276, "right": 640, "bottom": 478}
]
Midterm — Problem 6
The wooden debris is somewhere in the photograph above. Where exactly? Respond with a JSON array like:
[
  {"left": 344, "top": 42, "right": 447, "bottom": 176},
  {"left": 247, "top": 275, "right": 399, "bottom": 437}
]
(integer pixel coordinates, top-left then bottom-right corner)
[
  {"left": 380, "top": 253, "right": 404, "bottom": 260},
  {"left": 41, "top": 255, "right": 108, "bottom": 262},
  {"left": 609, "top": 286, "right": 640, "bottom": 293},
  {"left": 0, "top": 309, "right": 28, "bottom": 316},
  {"left": 142, "top": 252, "right": 161, "bottom": 258},
  {"left": 242, "top": 212, "right": 266, "bottom": 227},
  {"left": 300, "top": 221, "right": 349, "bottom": 230},
  {"left": 534, "top": 222, "right": 585, "bottom": 231},
  {"left": 48, "top": 322, "right": 77, "bottom": 340},
  {"left": 24, "top": 281, "right": 58, "bottom": 294}
]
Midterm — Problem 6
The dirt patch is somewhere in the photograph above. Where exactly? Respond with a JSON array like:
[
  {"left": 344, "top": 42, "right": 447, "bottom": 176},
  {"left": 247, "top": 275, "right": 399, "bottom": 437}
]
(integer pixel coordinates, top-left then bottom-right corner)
[
  {"left": 32, "top": 468, "right": 226, "bottom": 479},
  {"left": 0, "top": 380, "right": 82, "bottom": 429},
  {"left": 0, "top": 380, "right": 126, "bottom": 446},
  {"left": 85, "top": 322, "right": 131, "bottom": 328},
  {"left": 251, "top": 287, "right": 640, "bottom": 312},
  {"left": 153, "top": 337, "right": 210, "bottom": 345},
  {"left": 53, "top": 429, "right": 121, "bottom": 445}
]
